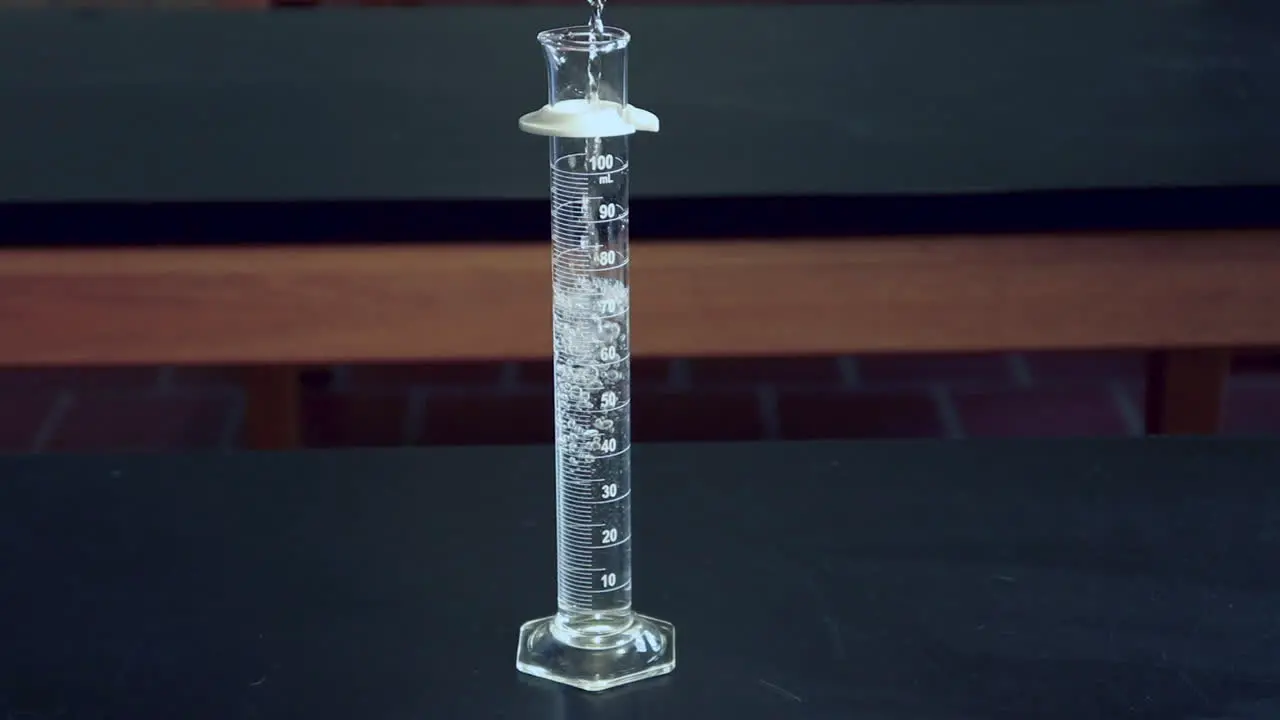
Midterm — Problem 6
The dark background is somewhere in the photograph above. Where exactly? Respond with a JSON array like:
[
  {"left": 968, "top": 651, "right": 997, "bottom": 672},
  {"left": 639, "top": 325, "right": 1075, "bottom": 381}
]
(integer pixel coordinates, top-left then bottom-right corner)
[{"left": 1, "top": 0, "right": 1277, "bottom": 452}]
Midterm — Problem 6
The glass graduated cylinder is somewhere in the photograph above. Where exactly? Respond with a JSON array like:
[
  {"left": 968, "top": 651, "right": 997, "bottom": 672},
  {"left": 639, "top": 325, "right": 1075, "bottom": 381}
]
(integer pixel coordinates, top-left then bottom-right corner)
[
  {"left": 516, "top": 23, "right": 674, "bottom": 693},
  {"left": 551, "top": 130, "right": 634, "bottom": 636}
]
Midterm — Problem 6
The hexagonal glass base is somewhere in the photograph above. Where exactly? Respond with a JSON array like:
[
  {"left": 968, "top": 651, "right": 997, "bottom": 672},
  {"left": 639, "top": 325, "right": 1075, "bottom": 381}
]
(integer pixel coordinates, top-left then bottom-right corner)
[{"left": 516, "top": 613, "right": 676, "bottom": 692}]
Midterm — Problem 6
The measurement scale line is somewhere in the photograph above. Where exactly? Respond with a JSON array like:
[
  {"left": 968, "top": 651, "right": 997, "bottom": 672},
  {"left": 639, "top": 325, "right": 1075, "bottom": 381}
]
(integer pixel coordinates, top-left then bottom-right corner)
[
  {"left": 550, "top": 316, "right": 630, "bottom": 326},
  {"left": 551, "top": 249, "right": 628, "bottom": 259},
  {"left": 567, "top": 398, "right": 631, "bottom": 409},
  {"left": 550, "top": 214, "right": 631, "bottom": 226},
  {"left": 552, "top": 244, "right": 626, "bottom": 253},
  {"left": 550, "top": 204, "right": 629, "bottom": 215},
  {"left": 551, "top": 167, "right": 631, "bottom": 178},
  {"left": 578, "top": 581, "right": 632, "bottom": 595},
  {"left": 571, "top": 491, "right": 631, "bottom": 506},
  {"left": 584, "top": 536, "right": 632, "bottom": 550},
  {"left": 563, "top": 485, "right": 625, "bottom": 494},
  {"left": 551, "top": 260, "right": 630, "bottom": 272},
  {"left": 554, "top": 163, "right": 630, "bottom": 172},
  {"left": 585, "top": 447, "right": 629, "bottom": 460},
  {"left": 550, "top": 357, "right": 629, "bottom": 370},
  {"left": 551, "top": 251, "right": 629, "bottom": 263},
  {"left": 553, "top": 166, "right": 618, "bottom": 173},
  {"left": 551, "top": 267, "right": 629, "bottom": 276},
  {"left": 549, "top": 300, "right": 629, "bottom": 314},
  {"left": 551, "top": 163, "right": 631, "bottom": 172},
  {"left": 551, "top": 262, "right": 627, "bottom": 271}
]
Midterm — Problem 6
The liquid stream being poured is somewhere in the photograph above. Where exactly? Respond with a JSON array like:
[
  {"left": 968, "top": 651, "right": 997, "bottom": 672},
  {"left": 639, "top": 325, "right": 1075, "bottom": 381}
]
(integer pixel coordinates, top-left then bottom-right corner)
[
  {"left": 586, "top": 0, "right": 606, "bottom": 142},
  {"left": 584, "top": 0, "right": 607, "bottom": 241},
  {"left": 589, "top": 0, "right": 606, "bottom": 43}
]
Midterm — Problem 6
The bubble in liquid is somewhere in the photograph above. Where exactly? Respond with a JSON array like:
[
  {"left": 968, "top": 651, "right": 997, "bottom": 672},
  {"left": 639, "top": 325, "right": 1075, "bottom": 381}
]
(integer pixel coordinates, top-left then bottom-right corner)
[{"left": 597, "top": 321, "right": 622, "bottom": 344}]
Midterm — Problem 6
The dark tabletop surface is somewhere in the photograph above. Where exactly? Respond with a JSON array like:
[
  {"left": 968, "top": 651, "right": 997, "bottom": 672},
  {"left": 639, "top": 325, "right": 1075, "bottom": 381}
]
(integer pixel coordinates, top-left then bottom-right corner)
[
  {"left": 1, "top": 2, "right": 1279, "bottom": 245},
  {"left": 1, "top": 438, "right": 1279, "bottom": 719}
]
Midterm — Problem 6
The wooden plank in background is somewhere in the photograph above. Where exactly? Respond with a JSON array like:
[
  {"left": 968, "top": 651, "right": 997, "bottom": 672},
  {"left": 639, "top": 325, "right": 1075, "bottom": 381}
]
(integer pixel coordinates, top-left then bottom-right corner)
[{"left": 1, "top": 231, "right": 1278, "bottom": 367}]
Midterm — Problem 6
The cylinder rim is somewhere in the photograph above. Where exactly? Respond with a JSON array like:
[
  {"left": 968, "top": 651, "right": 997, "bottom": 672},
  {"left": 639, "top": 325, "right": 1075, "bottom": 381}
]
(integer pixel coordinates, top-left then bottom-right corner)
[{"left": 537, "top": 25, "right": 631, "bottom": 53}]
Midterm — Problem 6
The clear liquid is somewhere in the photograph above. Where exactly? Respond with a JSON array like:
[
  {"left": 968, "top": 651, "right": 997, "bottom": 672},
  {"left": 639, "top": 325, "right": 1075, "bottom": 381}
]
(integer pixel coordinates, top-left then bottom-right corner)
[
  {"left": 588, "top": 0, "right": 605, "bottom": 38},
  {"left": 585, "top": 0, "right": 606, "bottom": 158},
  {"left": 552, "top": 271, "right": 631, "bottom": 617},
  {"left": 550, "top": 134, "right": 633, "bottom": 640}
]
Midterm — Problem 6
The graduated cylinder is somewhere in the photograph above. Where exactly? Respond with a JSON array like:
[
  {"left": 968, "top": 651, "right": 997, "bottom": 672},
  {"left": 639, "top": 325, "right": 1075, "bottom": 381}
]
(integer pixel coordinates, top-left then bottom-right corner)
[
  {"left": 545, "top": 26, "right": 637, "bottom": 633},
  {"left": 515, "top": 23, "right": 673, "bottom": 693}
]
